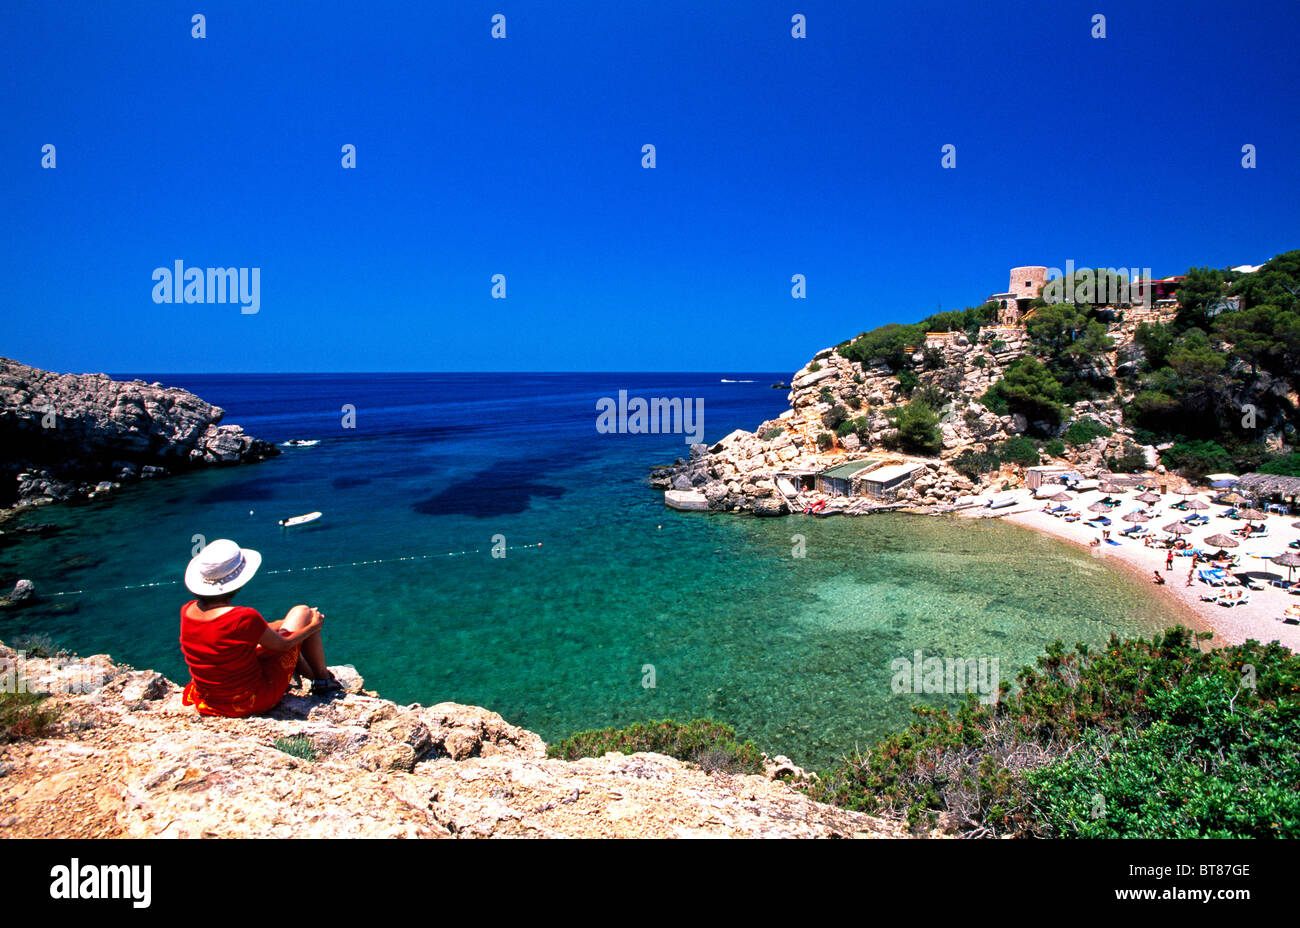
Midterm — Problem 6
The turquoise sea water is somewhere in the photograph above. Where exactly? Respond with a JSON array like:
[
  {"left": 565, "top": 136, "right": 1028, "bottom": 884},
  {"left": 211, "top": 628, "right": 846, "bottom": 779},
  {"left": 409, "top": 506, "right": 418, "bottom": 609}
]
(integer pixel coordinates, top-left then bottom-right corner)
[{"left": 0, "top": 373, "right": 1183, "bottom": 770}]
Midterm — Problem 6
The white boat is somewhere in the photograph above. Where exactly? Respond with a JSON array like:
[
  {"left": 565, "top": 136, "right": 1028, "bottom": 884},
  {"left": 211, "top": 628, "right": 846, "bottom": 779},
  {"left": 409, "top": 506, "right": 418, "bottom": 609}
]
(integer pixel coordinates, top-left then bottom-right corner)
[
  {"left": 281, "top": 439, "right": 321, "bottom": 447},
  {"left": 278, "top": 511, "right": 322, "bottom": 527},
  {"left": 986, "top": 494, "right": 1018, "bottom": 510}
]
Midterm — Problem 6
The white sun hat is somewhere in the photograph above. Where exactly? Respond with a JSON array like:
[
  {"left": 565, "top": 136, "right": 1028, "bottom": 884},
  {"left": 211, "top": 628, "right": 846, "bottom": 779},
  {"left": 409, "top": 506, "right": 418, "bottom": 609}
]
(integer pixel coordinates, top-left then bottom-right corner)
[{"left": 184, "top": 538, "right": 262, "bottom": 596}]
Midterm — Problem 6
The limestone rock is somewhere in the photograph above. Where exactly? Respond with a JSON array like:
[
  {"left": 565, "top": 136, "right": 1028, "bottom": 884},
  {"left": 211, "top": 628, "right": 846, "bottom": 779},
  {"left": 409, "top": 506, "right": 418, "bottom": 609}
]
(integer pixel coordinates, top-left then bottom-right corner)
[
  {"left": 0, "top": 357, "right": 278, "bottom": 510},
  {"left": 0, "top": 641, "right": 907, "bottom": 839}
]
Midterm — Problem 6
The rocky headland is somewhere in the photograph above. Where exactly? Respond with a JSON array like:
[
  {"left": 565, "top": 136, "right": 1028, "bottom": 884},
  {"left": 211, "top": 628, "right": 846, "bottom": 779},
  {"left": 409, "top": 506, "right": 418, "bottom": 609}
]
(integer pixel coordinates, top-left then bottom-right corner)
[
  {"left": 0, "top": 642, "right": 907, "bottom": 839},
  {"left": 0, "top": 357, "right": 278, "bottom": 517},
  {"left": 649, "top": 297, "right": 1296, "bottom": 517}
]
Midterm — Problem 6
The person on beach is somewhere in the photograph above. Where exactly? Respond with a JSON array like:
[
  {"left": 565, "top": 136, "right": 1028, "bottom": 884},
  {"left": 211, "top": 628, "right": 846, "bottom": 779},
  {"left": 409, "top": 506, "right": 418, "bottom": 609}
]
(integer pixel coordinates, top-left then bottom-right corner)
[
  {"left": 179, "top": 538, "right": 341, "bottom": 718},
  {"left": 1152, "top": 571, "right": 1166, "bottom": 585},
  {"left": 1166, "top": 550, "right": 1174, "bottom": 571},
  {"left": 1187, "top": 567, "right": 1195, "bottom": 586}
]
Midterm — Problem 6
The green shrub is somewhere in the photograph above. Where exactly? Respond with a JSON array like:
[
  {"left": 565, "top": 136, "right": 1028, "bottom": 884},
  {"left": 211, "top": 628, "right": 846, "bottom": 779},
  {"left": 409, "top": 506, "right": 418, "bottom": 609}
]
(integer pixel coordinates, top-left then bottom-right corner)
[
  {"left": 808, "top": 628, "right": 1300, "bottom": 837},
  {"left": 1163, "top": 439, "right": 1231, "bottom": 478},
  {"left": 852, "top": 373, "right": 864, "bottom": 385},
  {"left": 1063, "top": 417, "right": 1113, "bottom": 446},
  {"left": 548, "top": 719, "right": 766, "bottom": 775},
  {"left": 816, "top": 432, "right": 833, "bottom": 451},
  {"left": 822, "top": 404, "right": 849, "bottom": 430},
  {"left": 846, "top": 395, "right": 862, "bottom": 410},
  {"left": 272, "top": 736, "right": 318, "bottom": 761},
  {"left": 896, "top": 369, "right": 920, "bottom": 396},
  {"left": 1259, "top": 453, "right": 1300, "bottom": 477},
  {"left": 1042, "top": 438, "right": 1066, "bottom": 458},
  {"left": 808, "top": 360, "right": 822, "bottom": 373},
  {"left": 893, "top": 400, "right": 943, "bottom": 455},
  {"left": 0, "top": 691, "right": 60, "bottom": 744},
  {"left": 984, "top": 358, "right": 1066, "bottom": 430},
  {"left": 760, "top": 427, "right": 784, "bottom": 441},
  {"left": 998, "top": 436, "right": 1040, "bottom": 466},
  {"left": 972, "top": 355, "right": 986, "bottom": 368},
  {"left": 818, "top": 385, "right": 834, "bottom": 404},
  {"left": 952, "top": 448, "right": 1000, "bottom": 479}
]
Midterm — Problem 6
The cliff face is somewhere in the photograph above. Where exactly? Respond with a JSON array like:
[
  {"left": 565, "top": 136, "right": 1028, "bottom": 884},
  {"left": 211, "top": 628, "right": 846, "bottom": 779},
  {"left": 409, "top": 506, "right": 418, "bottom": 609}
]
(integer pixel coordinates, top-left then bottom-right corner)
[
  {"left": 0, "top": 643, "right": 907, "bottom": 839},
  {"left": 0, "top": 358, "right": 278, "bottom": 508}
]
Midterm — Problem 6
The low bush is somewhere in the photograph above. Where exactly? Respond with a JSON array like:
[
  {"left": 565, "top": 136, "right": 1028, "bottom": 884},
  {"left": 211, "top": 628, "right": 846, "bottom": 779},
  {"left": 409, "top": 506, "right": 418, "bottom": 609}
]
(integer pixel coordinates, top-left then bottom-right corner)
[
  {"left": 272, "top": 736, "right": 318, "bottom": 761},
  {"left": 1063, "top": 417, "right": 1113, "bottom": 446},
  {"left": 548, "top": 719, "right": 766, "bottom": 775},
  {"left": 0, "top": 691, "right": 60, "bottom": 744},
  {"left": 998, "top": 436, "right": 1040, "bottom": 467}
]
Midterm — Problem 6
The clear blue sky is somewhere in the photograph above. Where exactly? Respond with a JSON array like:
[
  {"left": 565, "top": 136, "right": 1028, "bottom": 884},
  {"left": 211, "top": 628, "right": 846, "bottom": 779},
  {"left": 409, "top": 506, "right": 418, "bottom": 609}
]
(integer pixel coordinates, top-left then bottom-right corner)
[{"left": 3, "top": 0, "right": 1297, "bottom": 373}]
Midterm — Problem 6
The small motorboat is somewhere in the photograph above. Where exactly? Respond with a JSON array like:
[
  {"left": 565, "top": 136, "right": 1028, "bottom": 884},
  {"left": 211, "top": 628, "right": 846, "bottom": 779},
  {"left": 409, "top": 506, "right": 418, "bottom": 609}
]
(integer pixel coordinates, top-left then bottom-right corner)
[
  {"left": 281, "top": 439, "right": 321, "bottom": 447},
  {"left": 279, "top": 511, "right": 322, "bottom": 528}
]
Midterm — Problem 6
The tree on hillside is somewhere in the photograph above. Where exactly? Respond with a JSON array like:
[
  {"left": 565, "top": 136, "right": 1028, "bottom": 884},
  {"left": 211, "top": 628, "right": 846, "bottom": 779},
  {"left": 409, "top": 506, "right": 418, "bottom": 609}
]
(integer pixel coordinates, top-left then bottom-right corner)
[
  {"left": 1134, "top": 321, "right": 1176, "bottom": 370},
  {"left": 1026, "top": 302, "right": 1089, "bottom": 355},
  {"left": 987, "top": 357, "right": 1066, "bottom": 429},
  {"left": 1176, "top": 267, "right": 1237, "bottom": 331},
  {"left": 1213, "top": 304, "right": 1300, "bottom": 374},
  {"left": 1233, "top": 249, "right": 1300, "bottom": 311},
  {"left": 894, "top": 399, "right": 944, "bottom": 455}
]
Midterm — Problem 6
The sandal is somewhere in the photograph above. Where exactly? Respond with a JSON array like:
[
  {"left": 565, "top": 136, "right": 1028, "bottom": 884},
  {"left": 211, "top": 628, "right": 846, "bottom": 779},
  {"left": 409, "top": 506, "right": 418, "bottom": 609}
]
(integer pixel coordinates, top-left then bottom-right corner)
[{"left": 311, "top": 676, "right": 345, "bottom": 696}]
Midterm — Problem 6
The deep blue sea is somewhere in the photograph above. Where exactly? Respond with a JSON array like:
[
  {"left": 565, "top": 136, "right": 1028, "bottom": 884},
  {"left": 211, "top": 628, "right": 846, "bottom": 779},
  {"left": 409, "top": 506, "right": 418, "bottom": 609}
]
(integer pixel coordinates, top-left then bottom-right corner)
[{"left": 0, "top": 372, "right": 1182, "bottom": 769}]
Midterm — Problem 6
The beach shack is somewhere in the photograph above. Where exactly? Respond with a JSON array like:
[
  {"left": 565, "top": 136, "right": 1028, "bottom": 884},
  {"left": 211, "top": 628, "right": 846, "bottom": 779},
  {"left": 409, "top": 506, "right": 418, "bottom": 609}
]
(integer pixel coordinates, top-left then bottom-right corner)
[
  {"left": 816, "top": 460, "right": 877, "bottom": 497},
  {"left": 1026, "top": 465, "right": 1082, "bottom": 491},
  {"left": 859, "top": 462, "right": 925, "bottom": 498},
  {"left": 1236, "top": 473, "right": 1300, "bottom": 513},
  {"left": 816, "top": 459, "right": 924, "bottom": 500}
]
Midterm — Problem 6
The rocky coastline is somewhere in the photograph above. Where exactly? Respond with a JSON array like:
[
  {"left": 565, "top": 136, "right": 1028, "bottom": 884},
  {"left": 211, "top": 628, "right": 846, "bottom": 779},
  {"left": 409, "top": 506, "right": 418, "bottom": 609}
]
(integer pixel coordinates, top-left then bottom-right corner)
[
  {"left": 0, "top": 357, "right": 278, "bottom": 523},
  {"left": 649, "top": 316, "right": 1197, "bottom": 517},
  {"left": 0, "top": 642, "right": 907, "bottom": 839}
]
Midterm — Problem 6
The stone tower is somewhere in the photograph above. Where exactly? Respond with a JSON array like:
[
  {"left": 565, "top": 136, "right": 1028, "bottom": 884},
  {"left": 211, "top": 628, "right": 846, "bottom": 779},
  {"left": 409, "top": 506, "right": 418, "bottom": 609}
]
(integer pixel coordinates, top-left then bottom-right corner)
[{"left": 1008, "top": 266, "right": 1047, "bottom": 302}]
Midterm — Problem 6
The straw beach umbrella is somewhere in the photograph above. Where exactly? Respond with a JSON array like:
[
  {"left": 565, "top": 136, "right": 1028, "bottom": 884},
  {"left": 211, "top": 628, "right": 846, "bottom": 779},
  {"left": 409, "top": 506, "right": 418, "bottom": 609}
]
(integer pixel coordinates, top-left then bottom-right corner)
[
  {"left": 1123, "top": 511, "right": 1152, "bottom": 523},
  {"left": 1203, "top": 533, "right": 1239, "bottom": 549},
  {"left": 1221, "top": 491, "right": 1246, "bottom": 505},
  {"left": 1239, "top": 508, "right": 1268, "bottom": 523},
  {"left": 1270, "top": 551, "right": 1300, "bottom": 582},
  {"left": 1136, "top": 491, "right": 1161, "bottom": 505},
  {"left": 1186, "top": 498, "right": 1210, "bottom": 510},
  {"left": 1051, "top": 492, "right": 1072, "bottom": 502},
  {"left": 1100, "top": 482, "right": 1124, "bottom": 494},
  {"left": 1163, "top": 521, "right": 1193, "bottom": 535},
  {"left": 1088, "top": 501, "right": 1112, "bottom": 513}
]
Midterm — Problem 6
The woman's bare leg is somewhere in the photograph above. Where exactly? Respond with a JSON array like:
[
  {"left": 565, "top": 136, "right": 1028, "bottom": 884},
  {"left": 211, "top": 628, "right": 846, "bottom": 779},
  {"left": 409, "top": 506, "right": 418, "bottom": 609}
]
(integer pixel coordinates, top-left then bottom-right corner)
[
  {"left": 280, "top": 605, "right": 329, "bottom": 680},
  {"left": 269, "top": 619, "right": 314, "bottom": 678}
]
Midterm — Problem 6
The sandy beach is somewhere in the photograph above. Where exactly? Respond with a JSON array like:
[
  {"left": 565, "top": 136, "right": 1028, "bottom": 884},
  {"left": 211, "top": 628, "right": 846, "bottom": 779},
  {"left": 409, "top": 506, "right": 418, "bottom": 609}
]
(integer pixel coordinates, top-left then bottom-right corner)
[{"left": 961, "top": 486, "right": 1300, "bottom": 650}]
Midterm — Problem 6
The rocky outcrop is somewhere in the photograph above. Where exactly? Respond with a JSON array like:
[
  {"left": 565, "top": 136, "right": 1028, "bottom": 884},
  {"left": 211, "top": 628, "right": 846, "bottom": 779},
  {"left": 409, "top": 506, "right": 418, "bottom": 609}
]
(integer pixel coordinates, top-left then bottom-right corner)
[
  {"left": 0, "top": 357, "right": 278, "bottom": 509},
  {"left": 0, "top": 643, "right": 906, "bottom": 839},
  {"left": 649, "top": 320, "right": 1174, "bottom": 514}
]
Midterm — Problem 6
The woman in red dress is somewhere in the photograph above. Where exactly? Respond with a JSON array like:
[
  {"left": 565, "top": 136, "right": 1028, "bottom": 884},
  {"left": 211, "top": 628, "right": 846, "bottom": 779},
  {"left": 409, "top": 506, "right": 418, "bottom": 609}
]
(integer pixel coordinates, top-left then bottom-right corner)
[{"left": 180, "top": 538, "right": 340, "bottom": 718}]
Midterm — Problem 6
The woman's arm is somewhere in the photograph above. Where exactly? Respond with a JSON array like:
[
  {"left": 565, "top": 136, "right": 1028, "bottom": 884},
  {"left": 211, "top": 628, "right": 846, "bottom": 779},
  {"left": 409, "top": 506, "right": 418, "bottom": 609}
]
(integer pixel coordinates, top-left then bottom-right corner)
[{"left": 257, "top": 609, "right": 323, "bottom": 651}]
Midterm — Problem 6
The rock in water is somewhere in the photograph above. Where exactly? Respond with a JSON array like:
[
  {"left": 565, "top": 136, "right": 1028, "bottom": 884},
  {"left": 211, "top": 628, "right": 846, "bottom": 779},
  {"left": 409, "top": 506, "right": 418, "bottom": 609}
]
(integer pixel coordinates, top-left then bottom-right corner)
[
  {"left": 0, "top": 357, "right": 279, "bottom": 508},
  {"left": 0, "top": 579, "right": 35, "bottom": 608}
]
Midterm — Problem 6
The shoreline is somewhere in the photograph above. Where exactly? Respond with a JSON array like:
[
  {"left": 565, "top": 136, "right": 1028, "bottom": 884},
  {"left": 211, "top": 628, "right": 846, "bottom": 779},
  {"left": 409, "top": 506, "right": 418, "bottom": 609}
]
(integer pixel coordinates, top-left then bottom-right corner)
[{"left": 994, "top": 498, "right": 1300, "bottom": 651}]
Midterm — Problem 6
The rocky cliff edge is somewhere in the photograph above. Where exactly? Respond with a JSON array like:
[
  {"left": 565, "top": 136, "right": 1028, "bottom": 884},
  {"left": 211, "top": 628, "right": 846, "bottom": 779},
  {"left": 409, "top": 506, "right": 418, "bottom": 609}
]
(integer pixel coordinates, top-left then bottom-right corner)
[{"left": 0, "top": 643, "right": 907, "bottom": 839}]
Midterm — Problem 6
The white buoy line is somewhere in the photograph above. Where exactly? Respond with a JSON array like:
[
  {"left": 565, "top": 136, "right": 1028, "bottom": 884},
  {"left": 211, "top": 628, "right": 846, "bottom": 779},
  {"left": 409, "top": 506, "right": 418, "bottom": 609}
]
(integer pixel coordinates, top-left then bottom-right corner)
[{"left": 43, "top": 542, "right": 544, "bottom": 598}]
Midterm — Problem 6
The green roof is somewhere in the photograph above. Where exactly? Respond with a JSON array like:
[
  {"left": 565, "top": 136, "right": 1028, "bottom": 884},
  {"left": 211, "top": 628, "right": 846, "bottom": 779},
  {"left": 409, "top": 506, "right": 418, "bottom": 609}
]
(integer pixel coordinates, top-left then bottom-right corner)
[{"left": 820, "top": 460, "right": 877, "bottom": 480}]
